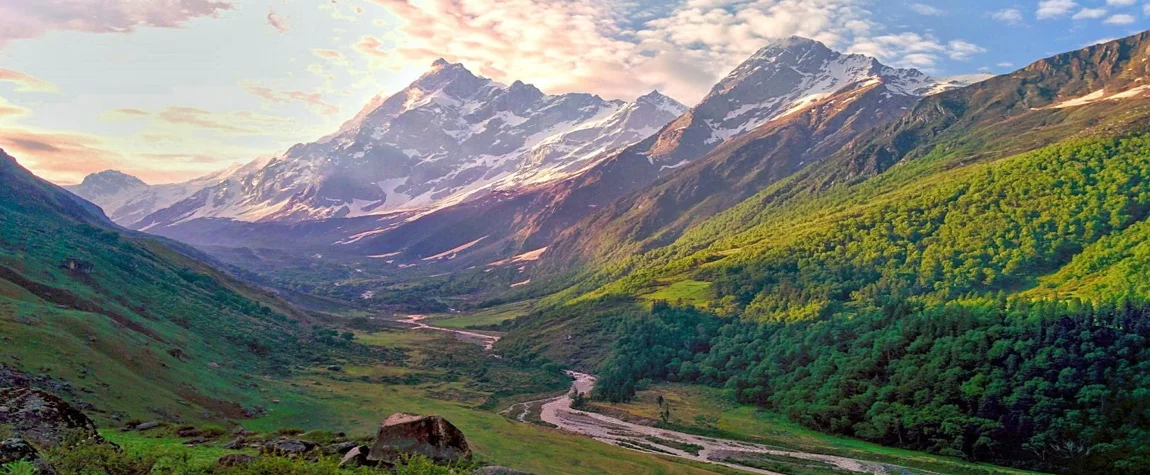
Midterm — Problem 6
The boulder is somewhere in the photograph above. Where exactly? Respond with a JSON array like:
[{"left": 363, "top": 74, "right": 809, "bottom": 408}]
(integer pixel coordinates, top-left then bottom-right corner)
[
  {"left": 338, "top": 445, "right": 370, "bottom": 468},
  {"left": 473, "top": 467, "right": 534, "bottom": 475},
  {"left": 0, "top": 388, "right": 103, "bottom": 447},
  {"left": 133, "top": 421, "right": 161, "bottom": 432},
  {"left": 324, "top": 440, "right": 359, "bottom": 455},
  {"left": 216, "top": 454, "right": 258, "bottom": 467},
  {"left": 0, "top": 438, "right": 57, "bottom": 475},
  {"left": 367, "top": 413, "right": 471, "bottom": 466},
  {"left": 223, "top": 436, "right": 246, "bottom": 449},
  {"left": 261, "top": 437, "right": 319, "bottom": 457}
]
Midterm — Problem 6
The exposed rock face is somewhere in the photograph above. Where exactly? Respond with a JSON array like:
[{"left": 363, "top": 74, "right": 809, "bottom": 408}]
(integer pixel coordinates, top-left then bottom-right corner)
[
  {"left": 367, "top": 413, "right": 471, "bottom": 466},
  {"left": 260, "top": 437, "right": 319, "bottom": 457},
  {"left": 0, "top": 438, "right": 56, "bottom": 475},
  {"left": 0, "top": 388, "right": 103, "bottom": 447}
]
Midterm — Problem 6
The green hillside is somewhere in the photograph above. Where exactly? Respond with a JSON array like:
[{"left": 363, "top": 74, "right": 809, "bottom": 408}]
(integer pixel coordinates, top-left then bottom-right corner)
[{"left": 0, "top": 149, "right": 348, "bottom": 424}]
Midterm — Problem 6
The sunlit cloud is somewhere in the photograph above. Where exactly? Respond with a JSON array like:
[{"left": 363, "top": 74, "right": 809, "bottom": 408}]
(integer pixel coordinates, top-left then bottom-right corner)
[
  {"left": 0, "top": 68, "right": 58, "bottom": 93},
  {"left": 0, "top": 128, "right": 122, "bottom": 183},
  {"left": 1104, "top": 13, "right": 1136, "bottom": 24},
  {"left": 0, "top": 0, "right": 233, "bottom": 48},
  {"left": 0, "top": 97, "right": 30, "bottom": 119},
  {"left": 242, "top": 82, "right": 341, "bottom": 116},
  {"left": 991, "top": 8, "right": 1024, "bottom": 24}
]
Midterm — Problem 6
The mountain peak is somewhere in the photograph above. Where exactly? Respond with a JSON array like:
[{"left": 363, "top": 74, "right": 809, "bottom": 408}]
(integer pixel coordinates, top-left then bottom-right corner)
[
  {"left": 431, "top": 58, "right": 450, "bottom": 68},
  {"left": 636, "top": 89, "right": 687, "bottom": 113},
  {"left": 80, "top": 170, "right": 147, "bottom": 188}
]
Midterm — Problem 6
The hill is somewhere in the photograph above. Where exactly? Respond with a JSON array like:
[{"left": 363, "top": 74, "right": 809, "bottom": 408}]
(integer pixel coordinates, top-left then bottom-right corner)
[{"left": 0, "top": 148, "right": 348, "bottom": 424}]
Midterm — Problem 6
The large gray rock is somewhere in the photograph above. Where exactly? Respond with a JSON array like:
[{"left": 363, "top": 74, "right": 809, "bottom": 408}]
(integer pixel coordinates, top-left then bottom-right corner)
[
  {"left": 0, "top": 388, "right": 103, "bottom": 447},
  {"left": 367, "top": 413, "right": 471, "bottom": 466},
  {"left": 0, "top": 438, "right": 57, "bottom": 474},
  {"left": 260, "top": 437, "right": 319, "bottom": 457}
]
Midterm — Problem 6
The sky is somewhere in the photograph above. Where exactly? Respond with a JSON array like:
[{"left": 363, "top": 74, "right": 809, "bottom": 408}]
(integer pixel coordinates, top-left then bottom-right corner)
[{"left": 0, "top": 0, "right": 1146, "bottom": 185}]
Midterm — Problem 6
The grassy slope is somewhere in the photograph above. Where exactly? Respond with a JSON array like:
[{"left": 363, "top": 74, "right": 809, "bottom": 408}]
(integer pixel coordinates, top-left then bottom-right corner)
[{"left": 0, "top": 151, "right": 339, "bottom": 424}]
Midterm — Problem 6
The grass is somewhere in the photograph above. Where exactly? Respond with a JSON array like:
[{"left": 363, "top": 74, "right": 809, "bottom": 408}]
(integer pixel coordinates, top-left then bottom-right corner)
[
  {"left": 589, "top": 383, "right": 1043, "bottom": 475},
  {"left": 642, "top": 280, "right": 713, "bottom": 306},
  {"left": 239, "top": 327, "right": 749, "bottom": 475},
  {"left": 425, "top": 300, "right": 535, "bottom": 329}
]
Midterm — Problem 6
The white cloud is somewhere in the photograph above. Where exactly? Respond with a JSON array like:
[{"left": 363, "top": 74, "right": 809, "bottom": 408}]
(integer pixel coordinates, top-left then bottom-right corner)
[
  {"left": 991, "top": 8, "right": 1024, "bottom": 24},
  {"left": 997, "top": 61, "right": 1015, "bottom": 67},
  {"left": 947, "top": 40, "right": 987, "bottom": 60},
  {"left": 1106, "top": 0, "right": 1136, "bottom": 6},
  {"left": 1037, "top": 0, "right": 1078, "bottom": 19},
  {"left": 0, "top": 0, "right": 232, "bottom": 48},
  {"left": 1072, "top": 8, "right": 1108, "bottom": 19},
  {"left": 1104, "top": 13, "right": 1136, "bottom": 23},
  {"left": 910, "top": 3, "right": 946, "bottom": 16}
]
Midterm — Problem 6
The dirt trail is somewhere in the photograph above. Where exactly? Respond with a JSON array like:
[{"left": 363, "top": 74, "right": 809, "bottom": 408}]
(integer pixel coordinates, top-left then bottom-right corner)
[{"left": 398, "top": 314, "right": 500, "bottom": 350}]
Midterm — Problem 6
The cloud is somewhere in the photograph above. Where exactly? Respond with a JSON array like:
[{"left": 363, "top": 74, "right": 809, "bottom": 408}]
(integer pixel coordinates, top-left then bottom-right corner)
[
  {"left": 0, "top": 68, "right": 58, "bottom": 92},
  {"left": 848, "top": 33, "right": 983, "bottom": 69},
  {"left": 997, "top": 61, "right": 1015, "bottom": 67},
  {"left": 0, "top": 129, "right": 122, "bottom": 183},
  {"left": 311, "top": 48, "right": 350, "bottom": 65},
  {"left": 359, "top": 0, "right": 984, "bottom": 103},
  {"left": 267, "top": 8, "right": 290, "bottom": 33},
  {"left": 1104, "top": 13, "right": 1136, "bottom": 24},
  {"left": 1037, "top": 0, "right": 1078, "bottom": 19},
  {"left": 947, "top": 40, "right": 987, "bottom": 61},
  {"left": 909, "top": 4, "right": 946, "bottom": 16},
  {"left": 991, "top": 8, "right": 1024, "bottom": 24},
  {"left": 104, "top": 106, "right": 292, "bottom": 134},
  {"left": 0, "top": 97, "right": 30, "bottom": 119},
  {"left": 242, "top": 82, "right": 340, "bottom": 116},
  {"left": 1072, "top": 8, "right": 1108, "bottom": 19},
  {"left": 1106, "top": 0, "right": 1135, "bottom": 6},
  {"left": 0, "top": 0, "right": 232, "bottom": 48}
]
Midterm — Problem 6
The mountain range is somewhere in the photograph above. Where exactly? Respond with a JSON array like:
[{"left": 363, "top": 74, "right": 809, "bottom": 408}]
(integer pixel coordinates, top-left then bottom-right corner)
[{"left": 17, "top": 26, "right": 1150, "bottom": 475}]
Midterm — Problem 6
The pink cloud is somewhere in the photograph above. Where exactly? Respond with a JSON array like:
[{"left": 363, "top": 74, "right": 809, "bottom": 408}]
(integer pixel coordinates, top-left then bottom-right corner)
[
  {"left": 243, "top": 83, "right": 340, "bottom": 116},
  {"left": 0, "top": 0, "right": 233, "bottom": 47},
  {"left": 0, "top": 68, "right": 57, "bottom": 92},
  {"left": 0, "top": 129, "right": 122, "bottom": 183},
  {"left": 267, "top": 8, "right": 290, "bottom": 34}
]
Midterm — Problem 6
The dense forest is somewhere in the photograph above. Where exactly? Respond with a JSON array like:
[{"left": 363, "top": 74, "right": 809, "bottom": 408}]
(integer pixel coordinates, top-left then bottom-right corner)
[
  {"left": 595, "top": 299, "right": 1150, "bottom": 473},
  {"left": 585, "top": 134, "right": 1150, "bottom": 473}
]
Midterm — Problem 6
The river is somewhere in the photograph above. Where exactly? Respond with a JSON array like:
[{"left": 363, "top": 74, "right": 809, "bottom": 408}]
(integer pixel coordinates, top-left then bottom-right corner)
[{"left": 399, "top": 315, "right": 922, "bottom": 475}]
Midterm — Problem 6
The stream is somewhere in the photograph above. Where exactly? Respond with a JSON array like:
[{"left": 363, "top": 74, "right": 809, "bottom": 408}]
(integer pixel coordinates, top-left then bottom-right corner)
[{"left": 399, "top": 315, "right": 923, "bottom": 475}]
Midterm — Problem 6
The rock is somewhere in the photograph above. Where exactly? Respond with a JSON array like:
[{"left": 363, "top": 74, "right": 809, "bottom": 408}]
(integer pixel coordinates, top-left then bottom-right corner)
[
  {"left": 216, "top": 454, "right": 258, "bottom": 467},
  {"left": 183, "top": 437, "right": 209, "bottom": 446},
  {"left": 60, "top": 258, "right": 93, "bottom": 275},
  {"left": 473, "top": 467, "right": 534, "bottom": 475},
  {"left": 367, "top": 413, "right": 471, "bottom": 466},
  {"left": 0, "top": 438, "right": 57, "bottom": 475},
  {"left": 326, "top": 365, "right": 343, "bottom": 372},
  {"left": 338, "top": 445, "right": 370, "bottom": 468},
  {"left": 324, "top": 440, "right": 359, "bottom": 455},
  {"left": 175, "top": 426, "right": 201, "bottom": 438},
  {"left": 261, "top": 437, "right": 319, "bottom": 457},
  {"left": 134, "top": 421, "right": 161, "bottom": 432},
  {"left": 223, "top": 436, "right": 246, "bottom": 449},
  {"left": 0, "top": 388, "right": 103, "bottom": 447}
]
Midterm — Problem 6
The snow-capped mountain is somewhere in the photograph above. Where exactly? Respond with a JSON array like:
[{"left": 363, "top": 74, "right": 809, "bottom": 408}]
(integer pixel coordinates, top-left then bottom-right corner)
[
  {"left": 645, "top": 36, "right": 975, "bottom": 167},
  {"left": 67, "top": 159, "right": 268, "bottom": 227},
  {"left": 354, "top": 36, "right": 981, "bottom": 264},
  {"left": 135, "top": 60, "right": 686, "bottom": 229}
]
